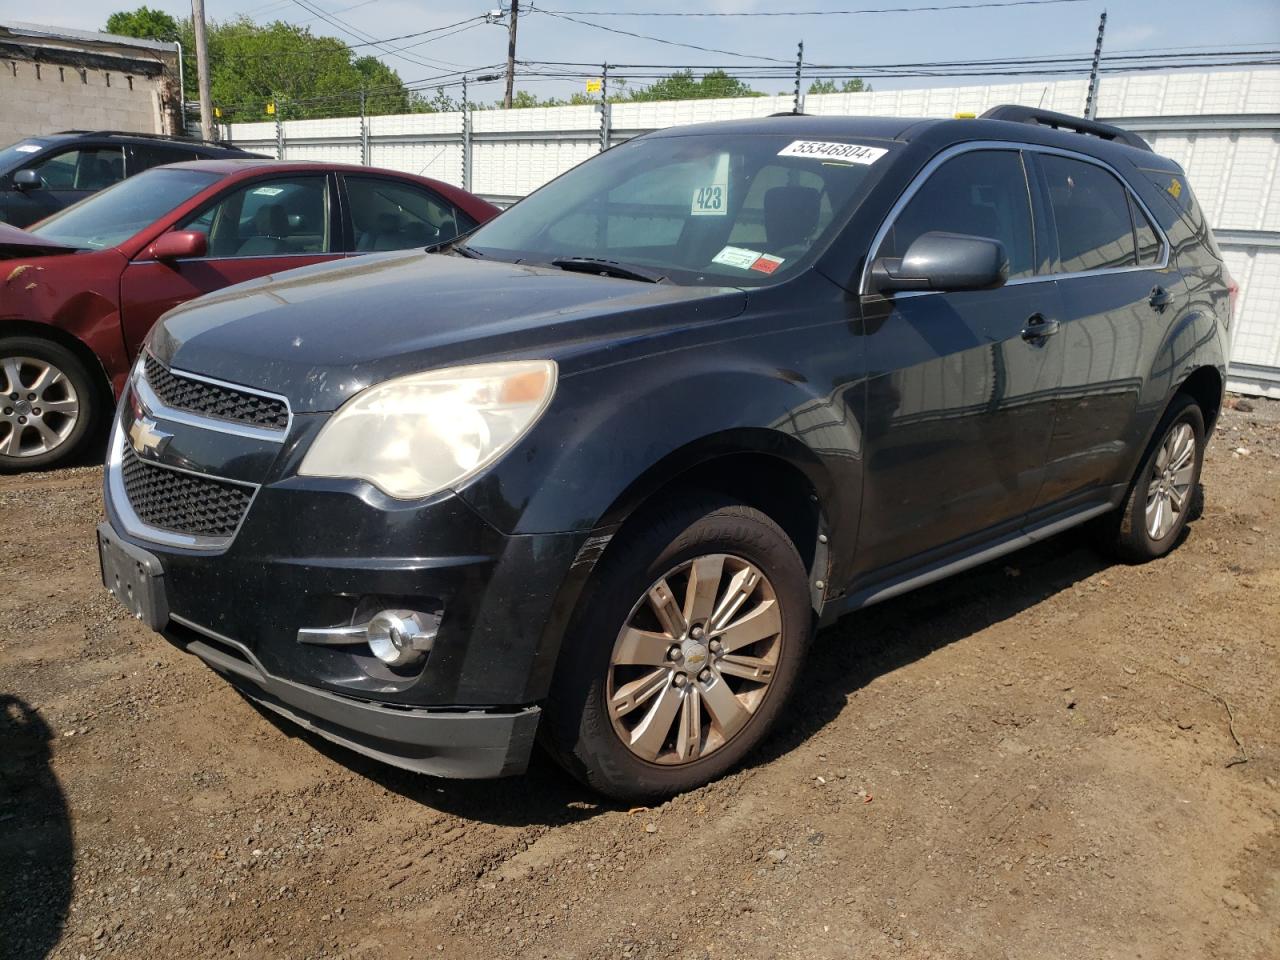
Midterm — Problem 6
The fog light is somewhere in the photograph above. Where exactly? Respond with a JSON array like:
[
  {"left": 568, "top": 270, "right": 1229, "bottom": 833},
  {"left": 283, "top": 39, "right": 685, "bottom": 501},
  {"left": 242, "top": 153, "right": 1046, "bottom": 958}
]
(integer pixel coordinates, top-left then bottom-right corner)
[
  {"left": 366, "top": 610, "right": 435, "bottom": 666},
  {"left": 297, "top": 608, "right": 439, "bottom": 667}
]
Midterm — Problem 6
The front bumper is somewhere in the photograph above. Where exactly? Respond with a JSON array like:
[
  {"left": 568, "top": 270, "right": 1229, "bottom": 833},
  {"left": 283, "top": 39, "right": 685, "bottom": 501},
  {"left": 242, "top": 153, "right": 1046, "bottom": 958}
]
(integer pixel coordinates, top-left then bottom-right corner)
[{"left": 169, "top": 612, "right": 541, "bottom": 778}]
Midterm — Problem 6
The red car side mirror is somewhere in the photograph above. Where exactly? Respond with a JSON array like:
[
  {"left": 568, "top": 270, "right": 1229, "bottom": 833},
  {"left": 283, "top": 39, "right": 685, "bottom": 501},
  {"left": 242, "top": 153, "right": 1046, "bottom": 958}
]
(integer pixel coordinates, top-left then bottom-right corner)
[{"left": 152, "top": 230, "right": 207, "bottom": 262}]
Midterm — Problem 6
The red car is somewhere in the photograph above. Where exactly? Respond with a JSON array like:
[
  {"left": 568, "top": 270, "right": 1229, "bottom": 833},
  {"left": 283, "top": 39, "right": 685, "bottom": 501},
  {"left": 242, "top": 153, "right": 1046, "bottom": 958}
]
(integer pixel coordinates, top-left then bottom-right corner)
[{"left": 0, "top": 160, "right": 497, "bottom": 470}]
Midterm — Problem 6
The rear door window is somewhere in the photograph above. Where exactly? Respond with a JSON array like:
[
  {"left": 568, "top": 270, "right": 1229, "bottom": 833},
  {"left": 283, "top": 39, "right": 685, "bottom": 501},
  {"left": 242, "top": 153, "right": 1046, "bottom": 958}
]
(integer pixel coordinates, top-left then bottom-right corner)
[
  {"left": 344, "top": 176, "right": 475, "bottom": 252},
  {"left": 1040, "top": 155, "right": 1136, "bottom": 273},
  {"left": 877, "top": 149, "right": 1035, "bottom": 280},
  {"left": 128, "top": 143, "right": 201, "bottom": 174}
]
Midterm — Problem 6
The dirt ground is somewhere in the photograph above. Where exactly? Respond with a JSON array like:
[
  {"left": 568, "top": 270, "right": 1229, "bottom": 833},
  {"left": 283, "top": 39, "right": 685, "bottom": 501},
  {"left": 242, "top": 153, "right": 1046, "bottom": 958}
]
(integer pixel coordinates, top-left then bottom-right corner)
[{"left": 1, "top": 399, "right": 1277, "bottom": 960}]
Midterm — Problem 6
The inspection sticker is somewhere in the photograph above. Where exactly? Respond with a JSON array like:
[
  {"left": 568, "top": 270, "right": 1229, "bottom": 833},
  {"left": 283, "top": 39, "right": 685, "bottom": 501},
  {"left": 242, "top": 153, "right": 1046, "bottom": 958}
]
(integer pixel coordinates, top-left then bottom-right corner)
[
  {"left": 712, "top": 245, "right": 765, "bottom": 270},
  {"left": 777, "top": 140, "right": 888, "bottom": 164},
  {"left": 750, "top": 253, "right": 785, "bottom": 274}
]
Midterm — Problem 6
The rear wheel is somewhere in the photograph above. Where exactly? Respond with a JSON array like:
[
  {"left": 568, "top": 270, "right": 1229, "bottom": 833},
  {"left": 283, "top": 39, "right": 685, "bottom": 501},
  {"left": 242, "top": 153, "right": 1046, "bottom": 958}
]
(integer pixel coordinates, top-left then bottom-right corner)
[
  {"left": 0, "top": 337, "right": 98, "bottom": 473},
  {"left": 1096, "top": 394, "right": 1205, "bottom": 563},
  {"left": 544, "top": 496, "right": 812, "bottom": 800}
]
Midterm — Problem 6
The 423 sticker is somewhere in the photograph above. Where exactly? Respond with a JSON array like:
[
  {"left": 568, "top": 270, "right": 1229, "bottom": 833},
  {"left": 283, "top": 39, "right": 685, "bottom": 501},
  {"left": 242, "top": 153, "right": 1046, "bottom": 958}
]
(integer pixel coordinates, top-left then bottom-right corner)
[{"left": 692, "top": 184, "right": 727, "bottom": 215}]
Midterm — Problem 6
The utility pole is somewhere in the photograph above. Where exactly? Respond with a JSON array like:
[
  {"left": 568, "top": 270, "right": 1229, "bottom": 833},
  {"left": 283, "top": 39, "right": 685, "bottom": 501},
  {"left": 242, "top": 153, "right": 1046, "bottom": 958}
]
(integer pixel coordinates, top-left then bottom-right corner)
[
  {"left": 461, "top": 74, "right": 470, "bottom": 191},
  {"left": 1083, "top": 10, "right": 1107, "bottom": 120},
  {"left": 503, "top": 0, "right": 519, "bottom": 109},
  {"left": 793, "top": 41, "right": 804, "bottom": 115},
  {"left": 599, "top": 63, "right": 609, "bottom": 152},
  {"left": 191, "top": 0, "right": 215, "bottom": 141}
]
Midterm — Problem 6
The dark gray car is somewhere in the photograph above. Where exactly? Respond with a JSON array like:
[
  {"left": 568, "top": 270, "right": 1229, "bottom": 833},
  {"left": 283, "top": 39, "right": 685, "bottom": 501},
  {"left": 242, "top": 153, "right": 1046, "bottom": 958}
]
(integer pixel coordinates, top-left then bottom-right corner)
[
  {"left": 0, "top": 130, "right": 263, "bottom": 228},
  {"left": 97, "top": 106, "right": 1234, "bottom": 800}
]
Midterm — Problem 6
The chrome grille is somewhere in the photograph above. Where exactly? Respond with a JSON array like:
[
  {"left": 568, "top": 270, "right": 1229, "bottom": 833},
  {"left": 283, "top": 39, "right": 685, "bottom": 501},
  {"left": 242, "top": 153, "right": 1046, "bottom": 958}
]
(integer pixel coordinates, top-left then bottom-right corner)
[
  {"left": 120, "top": 445, "right": 254, "bottom": 538},
  {"left": 144, "top": 354, "right": 289, "bottom": 431}
]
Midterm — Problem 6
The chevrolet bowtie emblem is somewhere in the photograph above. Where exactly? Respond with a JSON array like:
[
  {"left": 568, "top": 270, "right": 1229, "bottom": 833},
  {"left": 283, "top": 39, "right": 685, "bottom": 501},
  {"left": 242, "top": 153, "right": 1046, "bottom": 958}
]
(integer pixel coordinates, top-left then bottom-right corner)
[{"left": 129, "top": 416, "right": 172, "bottom": 459}]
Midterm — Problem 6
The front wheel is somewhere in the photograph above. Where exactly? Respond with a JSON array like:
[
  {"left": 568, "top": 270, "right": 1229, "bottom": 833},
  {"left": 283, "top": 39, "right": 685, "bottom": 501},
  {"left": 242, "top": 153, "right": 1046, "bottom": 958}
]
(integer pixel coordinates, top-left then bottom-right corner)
[
  {"left": 0, "top": 337, "right": 98, "bottom": 473},
  {"left": 543, "top": 497, "right": 812, "bottom": 800}
]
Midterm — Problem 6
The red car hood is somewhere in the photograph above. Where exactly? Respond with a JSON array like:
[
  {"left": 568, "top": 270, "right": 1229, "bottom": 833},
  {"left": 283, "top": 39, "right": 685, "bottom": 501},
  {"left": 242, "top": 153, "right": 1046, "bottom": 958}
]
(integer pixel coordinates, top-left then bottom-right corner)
[{"left": 0, "top": 221, "right": 79, "bottom": 259}]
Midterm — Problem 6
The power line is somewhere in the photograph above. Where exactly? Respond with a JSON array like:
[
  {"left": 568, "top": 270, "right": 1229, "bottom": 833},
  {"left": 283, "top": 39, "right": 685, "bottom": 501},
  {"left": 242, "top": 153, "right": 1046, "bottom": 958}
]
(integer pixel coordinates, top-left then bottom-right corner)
[
  {"left": 342, "top": 15, "right": 489, "bottom": 49},
  {"left": 536, "top": 10, "right": 793, "bottom": 63},
  {"left": 539, "top": 0, "right": 1091, "bottom": 15},
  {"left": 288, "top": 0, "right": 466, "bottom": 72}
]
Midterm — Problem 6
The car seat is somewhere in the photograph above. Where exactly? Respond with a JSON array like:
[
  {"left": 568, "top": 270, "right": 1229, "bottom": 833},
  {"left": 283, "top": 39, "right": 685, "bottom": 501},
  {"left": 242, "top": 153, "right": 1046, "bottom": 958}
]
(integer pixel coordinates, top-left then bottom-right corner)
[
  {"left": 763, "top": 186, "right": 822, "bottom": 262},
  {"left": 236, "top": 204, "right": 294, "bottom": 256}
]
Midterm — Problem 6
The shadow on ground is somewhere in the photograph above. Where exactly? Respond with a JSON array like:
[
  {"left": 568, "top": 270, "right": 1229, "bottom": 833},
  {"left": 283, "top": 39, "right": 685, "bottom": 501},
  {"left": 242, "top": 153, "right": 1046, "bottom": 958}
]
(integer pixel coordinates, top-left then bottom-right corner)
[{"left": 0, "top": 696, "right": 73, "bottom": 960}]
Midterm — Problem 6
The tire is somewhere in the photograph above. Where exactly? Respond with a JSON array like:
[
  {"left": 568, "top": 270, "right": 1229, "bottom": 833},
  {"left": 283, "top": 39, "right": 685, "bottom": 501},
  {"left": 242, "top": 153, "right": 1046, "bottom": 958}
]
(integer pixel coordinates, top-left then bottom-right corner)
[
  {"left": 0, "top": 336, "right": 100, "bottom": 473},
  {"left": 543, "top": 495, "right": 813, "bottom": 801},
  {"left": 1095, "top": 393, "right": 1206, "bottom": 563}
]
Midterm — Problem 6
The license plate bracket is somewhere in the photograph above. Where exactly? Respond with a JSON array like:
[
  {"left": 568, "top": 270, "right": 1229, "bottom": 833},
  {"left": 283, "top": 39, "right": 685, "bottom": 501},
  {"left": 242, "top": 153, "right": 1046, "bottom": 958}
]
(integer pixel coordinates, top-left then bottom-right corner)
[{"left": 97, "top": 522, "right": 169, "bottom": 630}]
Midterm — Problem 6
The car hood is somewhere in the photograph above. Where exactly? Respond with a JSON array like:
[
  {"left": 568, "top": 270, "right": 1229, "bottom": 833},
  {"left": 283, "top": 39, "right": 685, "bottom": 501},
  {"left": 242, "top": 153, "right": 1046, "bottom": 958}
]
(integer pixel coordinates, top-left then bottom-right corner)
[
  {"left": 150, "top": 250, "right": 747, "bottom": 412},
  {"left": 0, "top": 222, "right": 79, "bottom": 258}
]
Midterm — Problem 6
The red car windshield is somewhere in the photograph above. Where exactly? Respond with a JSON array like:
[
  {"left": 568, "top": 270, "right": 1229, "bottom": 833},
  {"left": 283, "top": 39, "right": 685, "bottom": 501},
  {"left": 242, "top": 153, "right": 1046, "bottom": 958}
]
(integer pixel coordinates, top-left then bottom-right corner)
[{"left": 30, "top": 167, "right": 220, "bottom": 250}]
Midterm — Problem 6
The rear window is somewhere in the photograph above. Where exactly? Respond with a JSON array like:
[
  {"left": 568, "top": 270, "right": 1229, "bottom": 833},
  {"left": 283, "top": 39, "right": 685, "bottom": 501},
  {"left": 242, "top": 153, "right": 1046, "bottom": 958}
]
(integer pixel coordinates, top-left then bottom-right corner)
[
  {"left": 1041, "top": 155, "right": 1136, "bottom": 273},
  {"left": 1138, "top": 167, "right": 1222, "bottom": 260}
]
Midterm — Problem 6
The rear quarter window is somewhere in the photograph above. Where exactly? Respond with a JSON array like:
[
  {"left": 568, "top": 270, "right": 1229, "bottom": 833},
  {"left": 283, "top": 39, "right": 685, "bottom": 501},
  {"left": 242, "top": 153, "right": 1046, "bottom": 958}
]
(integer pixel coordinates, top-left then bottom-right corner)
[{"left": 1138, "top": 167, "right": 1222, "bottom": 260}]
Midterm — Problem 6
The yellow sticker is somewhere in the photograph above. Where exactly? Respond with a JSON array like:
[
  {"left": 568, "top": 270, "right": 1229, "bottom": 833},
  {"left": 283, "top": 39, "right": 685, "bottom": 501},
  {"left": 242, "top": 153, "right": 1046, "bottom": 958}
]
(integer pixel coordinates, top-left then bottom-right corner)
[
  {"left": 585, "top": 79, "right": 602, "bottom": 93},
  {"left": 1168, "top": 177, "right": 1183, "bottom": 199}
]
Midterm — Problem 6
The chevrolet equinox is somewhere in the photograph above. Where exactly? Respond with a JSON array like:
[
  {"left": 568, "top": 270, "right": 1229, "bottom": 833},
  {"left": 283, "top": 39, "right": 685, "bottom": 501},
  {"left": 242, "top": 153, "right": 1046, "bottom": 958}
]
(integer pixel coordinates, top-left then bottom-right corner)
[{"left": 98, "top": 106, "right": 1234, "bottom": 799}]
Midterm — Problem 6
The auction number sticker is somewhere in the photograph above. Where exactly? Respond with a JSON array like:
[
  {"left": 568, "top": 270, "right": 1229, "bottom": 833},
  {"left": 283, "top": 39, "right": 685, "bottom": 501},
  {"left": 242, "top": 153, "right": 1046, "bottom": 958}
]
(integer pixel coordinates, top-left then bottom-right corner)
[
  {"left": 692, "top": 152, "right": 731, "bottom": 216},
  {"left": 692, "top": 183, "right": 727, "bottom": 216},
  {"left": 777, "top": 140, "right": 888, "bottom": 164}
]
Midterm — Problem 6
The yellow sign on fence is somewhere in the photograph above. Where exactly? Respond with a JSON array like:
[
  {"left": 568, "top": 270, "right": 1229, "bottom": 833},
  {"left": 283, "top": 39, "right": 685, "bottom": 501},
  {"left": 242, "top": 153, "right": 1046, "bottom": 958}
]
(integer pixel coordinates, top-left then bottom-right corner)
[{"left": 585, "top": 79, "right": 602, "bottom": 94}]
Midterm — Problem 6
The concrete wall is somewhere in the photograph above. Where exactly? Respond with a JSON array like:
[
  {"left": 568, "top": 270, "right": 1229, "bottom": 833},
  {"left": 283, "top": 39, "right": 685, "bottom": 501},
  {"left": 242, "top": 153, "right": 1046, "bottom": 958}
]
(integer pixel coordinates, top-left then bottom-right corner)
[
  {"left": 0, "top": 59, "right": 165, "bottom": 144},
  {"left": 228, "top": 69, "right": 1280, "bottom": 396}
]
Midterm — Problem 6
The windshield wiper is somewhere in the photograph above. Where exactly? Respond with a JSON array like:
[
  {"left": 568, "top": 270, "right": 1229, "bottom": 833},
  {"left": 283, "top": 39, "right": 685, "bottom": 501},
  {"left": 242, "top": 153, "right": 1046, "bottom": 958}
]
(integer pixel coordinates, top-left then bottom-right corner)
[
  {"left": 424, "top": 223, "right": 484, "bottom": 256},
  {"left": 550, "top": 257, "right": 665, "bottom": 283}
]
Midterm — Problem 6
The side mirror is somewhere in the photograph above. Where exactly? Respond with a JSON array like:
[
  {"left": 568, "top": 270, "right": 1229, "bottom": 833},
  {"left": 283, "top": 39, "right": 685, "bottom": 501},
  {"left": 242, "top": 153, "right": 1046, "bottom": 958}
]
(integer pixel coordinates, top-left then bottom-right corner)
[
  {"left": 13, "top": 169, "right": 41, "bottom": 191},
  {"left": 871, "top": 231, "right": 1008, "bottom": 294},
  {"left": 151, "top": 230, "right": 207, "bottom": 262}
]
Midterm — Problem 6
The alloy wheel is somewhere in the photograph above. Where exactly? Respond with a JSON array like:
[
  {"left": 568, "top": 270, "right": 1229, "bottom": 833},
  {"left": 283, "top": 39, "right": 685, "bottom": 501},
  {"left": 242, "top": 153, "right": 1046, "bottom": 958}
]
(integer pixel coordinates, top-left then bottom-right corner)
[
  {"left": 606, "top": 553, "right": 783, "bottom": 765},
  {"left": 1145, "top": 421, "right": 1195, "bottom": 541},
  {"left": 0, "top": 356, "right": 80, "bottom": 459}
]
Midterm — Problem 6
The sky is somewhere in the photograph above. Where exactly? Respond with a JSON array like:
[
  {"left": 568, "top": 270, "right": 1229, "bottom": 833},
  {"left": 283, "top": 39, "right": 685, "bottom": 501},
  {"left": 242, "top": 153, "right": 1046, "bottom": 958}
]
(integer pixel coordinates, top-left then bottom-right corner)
[{"left": 1, "top": 0, "right": 1276, "bottom": 103}]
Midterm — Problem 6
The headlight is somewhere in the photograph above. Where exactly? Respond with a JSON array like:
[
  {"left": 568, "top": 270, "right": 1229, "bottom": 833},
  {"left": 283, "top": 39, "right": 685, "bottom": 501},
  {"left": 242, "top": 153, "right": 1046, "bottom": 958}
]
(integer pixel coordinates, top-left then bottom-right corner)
[{"left": 299, "top": 360, "right": 557, "bottom": 500}]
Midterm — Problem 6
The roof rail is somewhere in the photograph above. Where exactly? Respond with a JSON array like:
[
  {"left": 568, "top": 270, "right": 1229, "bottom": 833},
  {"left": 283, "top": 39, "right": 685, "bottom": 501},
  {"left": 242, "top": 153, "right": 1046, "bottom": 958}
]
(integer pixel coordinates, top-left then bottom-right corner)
[
  {"left": 768, "top": 111, "right": 809, "bottom": 117},
  {"left": 978, "top": 105, "right": 1152, "bottom": 152},
  {"left": 53, "top": 129, "right": 241, "bottom": 148}
]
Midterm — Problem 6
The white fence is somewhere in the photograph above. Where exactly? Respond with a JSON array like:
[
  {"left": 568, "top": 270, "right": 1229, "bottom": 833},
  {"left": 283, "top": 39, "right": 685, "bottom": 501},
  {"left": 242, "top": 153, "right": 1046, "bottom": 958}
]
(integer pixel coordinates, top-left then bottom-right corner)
[{"left": 228, "top": 70, "right": 1280, "bottom": 397}]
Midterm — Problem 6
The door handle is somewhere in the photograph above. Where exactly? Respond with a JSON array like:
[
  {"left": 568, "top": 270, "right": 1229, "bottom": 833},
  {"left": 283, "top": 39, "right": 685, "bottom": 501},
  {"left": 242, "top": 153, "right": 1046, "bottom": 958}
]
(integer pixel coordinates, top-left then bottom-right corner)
[
  {"left": 1148, "top": 285, "right": 1172, "bottom": 311},
  {"left": 1021, "top": 314, "right": 1060, "bottom": 342}
]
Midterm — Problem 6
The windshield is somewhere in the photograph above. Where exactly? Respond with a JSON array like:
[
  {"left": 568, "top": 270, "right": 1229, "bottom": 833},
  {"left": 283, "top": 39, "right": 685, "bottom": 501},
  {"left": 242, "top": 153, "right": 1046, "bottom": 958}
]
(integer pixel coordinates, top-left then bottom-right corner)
[
  {"left": 465, "top": 133, "right": 896, "bottom": 285},
  {"left": 0, "top": 139, "right": 49, "bottom": 173},
  {"left": 29, "top": 168, "right": 220, "bottom": 250}
]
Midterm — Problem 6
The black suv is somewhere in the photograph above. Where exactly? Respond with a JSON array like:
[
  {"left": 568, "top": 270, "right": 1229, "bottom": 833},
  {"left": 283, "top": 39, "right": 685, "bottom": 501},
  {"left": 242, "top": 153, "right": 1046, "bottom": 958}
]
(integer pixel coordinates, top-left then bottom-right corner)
[
  {"left": 98, "top": 107, "right": 1233, "bottom": 799},
  {"left": 0, "top": 130, "right": 264, "bottom": 228}
]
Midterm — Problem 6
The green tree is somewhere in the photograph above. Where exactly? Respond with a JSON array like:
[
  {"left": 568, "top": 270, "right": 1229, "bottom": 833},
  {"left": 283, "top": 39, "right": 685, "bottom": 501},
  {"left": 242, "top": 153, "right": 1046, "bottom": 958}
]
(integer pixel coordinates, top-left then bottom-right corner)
[
  {"left": 106, "top": 8, "right": 415, "bottom": 119},
  {"left": 106, "top": 5, "right": 180, "bottom": 43},
  {"left": 626, "top": 69, "right": 762, "bottom": 103},
  {"left": 807, "top": 77, "right": 871, "bottom": 95}
]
